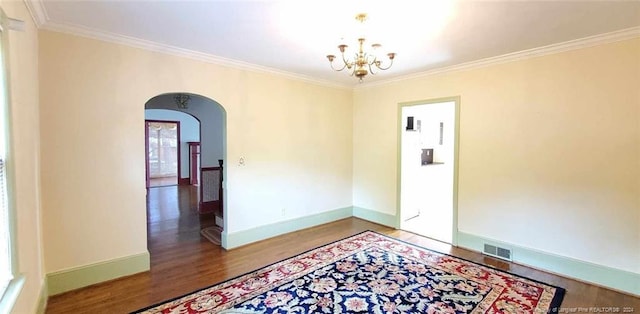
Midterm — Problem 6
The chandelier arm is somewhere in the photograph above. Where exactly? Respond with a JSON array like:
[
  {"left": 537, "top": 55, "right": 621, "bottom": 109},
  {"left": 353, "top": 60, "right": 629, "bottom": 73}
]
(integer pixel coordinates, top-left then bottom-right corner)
[
  {"left": 367, "top": 54, "right": 379, "bottom": 75},
  {"left": 347, "top": 52, "right": 359, "bottom": 76},
  {"left": 368, "top": 62, "right": 377, "bottom": 76},
  {"left": 366, "top": 53, "right": 376, "bottom": 65},
  {"left": 342, "top": 52, "right": 354, "bottom": 71},
  {"left": 375, "top": 57, "right": 394, "bottom": 71},
  {"left": 329, "top": 60, "right": 348, "bottom": 72}
]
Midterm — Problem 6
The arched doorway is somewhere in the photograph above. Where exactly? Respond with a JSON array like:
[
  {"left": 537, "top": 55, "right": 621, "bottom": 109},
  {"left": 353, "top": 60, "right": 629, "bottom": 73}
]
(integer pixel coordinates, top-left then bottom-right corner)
[{"left": 144, "top": 92, "right": 226, "bottom": 255}]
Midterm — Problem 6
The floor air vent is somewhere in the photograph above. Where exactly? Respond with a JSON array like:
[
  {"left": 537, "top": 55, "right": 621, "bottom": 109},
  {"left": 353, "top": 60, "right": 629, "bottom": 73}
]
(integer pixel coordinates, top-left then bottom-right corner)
[{"left": 483, "top": 244, "right": 512, "bottom": 261}]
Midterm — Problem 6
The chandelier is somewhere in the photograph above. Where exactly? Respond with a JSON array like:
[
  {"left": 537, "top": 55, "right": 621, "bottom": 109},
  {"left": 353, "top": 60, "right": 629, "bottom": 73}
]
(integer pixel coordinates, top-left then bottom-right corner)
[
  {"left": 326, "top": 13, "right": 396, "bottom": 82},
  {"left": 174, "top": 94, "right": 190, "bottom": 109}
]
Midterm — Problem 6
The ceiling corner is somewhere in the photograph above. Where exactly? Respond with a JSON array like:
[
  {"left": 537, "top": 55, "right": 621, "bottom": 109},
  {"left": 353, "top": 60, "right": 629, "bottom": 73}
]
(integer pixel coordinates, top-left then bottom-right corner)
[{"left": 23, "top": 0, "right": 48, "bottom": 28}]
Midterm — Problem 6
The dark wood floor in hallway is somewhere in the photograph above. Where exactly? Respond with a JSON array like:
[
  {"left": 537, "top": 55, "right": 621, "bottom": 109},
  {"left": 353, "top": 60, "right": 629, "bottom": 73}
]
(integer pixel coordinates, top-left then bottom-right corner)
[{"left": 45, "top": 186, "right": 639, "bottom": 313}]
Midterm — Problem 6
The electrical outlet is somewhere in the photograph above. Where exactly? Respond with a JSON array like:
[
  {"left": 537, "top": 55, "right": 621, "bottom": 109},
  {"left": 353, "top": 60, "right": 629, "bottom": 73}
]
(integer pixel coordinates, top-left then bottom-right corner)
[{"left": 281, "top": 208, "right": 286, "bottom": 216}]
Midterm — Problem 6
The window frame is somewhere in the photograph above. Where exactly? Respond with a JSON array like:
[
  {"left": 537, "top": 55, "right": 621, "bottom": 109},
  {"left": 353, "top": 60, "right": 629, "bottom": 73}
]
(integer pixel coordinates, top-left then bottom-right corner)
[{"left": 0, "top": 7, "right": 25, "bottom": 313}]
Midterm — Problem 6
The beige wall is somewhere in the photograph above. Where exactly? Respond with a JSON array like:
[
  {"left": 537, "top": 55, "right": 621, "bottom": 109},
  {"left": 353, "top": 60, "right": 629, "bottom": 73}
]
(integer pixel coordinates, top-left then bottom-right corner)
[
  {"left": 354, "top": 38, "right": 640, "bottom": 273},
  {"left": 1, "top": 0, "right": 45, "bottom": 312},
  {"left": 39, "top": 30, "right": 353, "bottom": 273}
]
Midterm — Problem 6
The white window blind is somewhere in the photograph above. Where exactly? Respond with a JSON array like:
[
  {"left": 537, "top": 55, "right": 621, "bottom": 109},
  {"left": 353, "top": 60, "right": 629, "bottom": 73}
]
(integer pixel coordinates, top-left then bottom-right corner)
[
  {"left": 0, "top": 158, "right": 9, "bottom": 295},
  {"left": 0, "top": 21, "right": 12, "bottom": 297}
]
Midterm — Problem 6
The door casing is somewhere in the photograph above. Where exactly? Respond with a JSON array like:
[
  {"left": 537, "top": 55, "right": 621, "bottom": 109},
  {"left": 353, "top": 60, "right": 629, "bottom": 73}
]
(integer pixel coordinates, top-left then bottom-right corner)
[{"left": 396, "top": 96, "right": 461, "bottom": 245}]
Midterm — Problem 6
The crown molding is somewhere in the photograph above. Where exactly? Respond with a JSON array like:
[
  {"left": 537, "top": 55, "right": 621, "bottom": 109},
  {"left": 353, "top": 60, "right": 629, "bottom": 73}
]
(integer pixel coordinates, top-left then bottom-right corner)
[
  {"left": 23, "top": 0, "right": 48, "bottom": 27},
  {"left": 39, "top": 21, "right": 351, "bottom": 90},
  {"left": 28, "top": 4, "right": 640, "bottom": 92},
  {"left": 357, "top": 26, "right": 640, "bottom": 89}
]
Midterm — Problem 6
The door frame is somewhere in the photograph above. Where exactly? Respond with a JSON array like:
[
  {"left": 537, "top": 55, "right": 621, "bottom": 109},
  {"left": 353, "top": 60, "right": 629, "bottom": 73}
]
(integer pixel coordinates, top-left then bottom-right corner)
[
  {"left": 396, "top": 96, "right": 461, "bottom": 245},
  {"left": 188, "top": 142, "right": 201, "bottom": 185},
  {"left": 145, "top": 119, "right": 181, "bottom": 188}
]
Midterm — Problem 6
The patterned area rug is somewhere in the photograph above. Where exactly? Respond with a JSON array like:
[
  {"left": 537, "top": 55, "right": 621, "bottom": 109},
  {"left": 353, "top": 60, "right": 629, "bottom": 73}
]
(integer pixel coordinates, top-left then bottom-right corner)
[{"left": 134, "top": 231, "right": 564, "bottom": 313}]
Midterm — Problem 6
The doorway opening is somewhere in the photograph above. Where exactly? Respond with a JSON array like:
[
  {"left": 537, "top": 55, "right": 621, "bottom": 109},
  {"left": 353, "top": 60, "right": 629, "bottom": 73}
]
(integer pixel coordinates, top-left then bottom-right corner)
[
  {"left": 145, "top": 120, "right": 180, "bottom": 188},
  {"left": 144, "top": 92, "right": 226, "bottom": 261},
  {"left": 398, "top": 98, "right": 460, "bottom": 244}
]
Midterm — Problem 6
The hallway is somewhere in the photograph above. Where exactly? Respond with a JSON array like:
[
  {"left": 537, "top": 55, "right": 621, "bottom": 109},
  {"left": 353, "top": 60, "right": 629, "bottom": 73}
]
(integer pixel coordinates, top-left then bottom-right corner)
[{"left": 146, "top": 185, "right": 218, "bottom": 261}]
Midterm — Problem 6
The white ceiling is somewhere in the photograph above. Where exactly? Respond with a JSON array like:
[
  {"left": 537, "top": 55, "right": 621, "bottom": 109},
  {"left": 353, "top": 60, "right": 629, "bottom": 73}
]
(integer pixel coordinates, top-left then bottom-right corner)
[{"left": 30, "top": 0, "right": 640, "bottom": 87}]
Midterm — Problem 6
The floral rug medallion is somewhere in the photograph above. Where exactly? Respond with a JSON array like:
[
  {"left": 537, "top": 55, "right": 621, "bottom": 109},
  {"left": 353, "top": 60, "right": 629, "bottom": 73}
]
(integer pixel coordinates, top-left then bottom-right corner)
[{"left": 134, "top": 231, "right": 564, "bottom": 313}]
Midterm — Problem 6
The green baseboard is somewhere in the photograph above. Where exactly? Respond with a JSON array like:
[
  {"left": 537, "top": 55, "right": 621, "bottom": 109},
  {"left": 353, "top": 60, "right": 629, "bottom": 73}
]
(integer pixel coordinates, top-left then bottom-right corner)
[
  {"left": 47, "top": 251, "right": 150, "bottom": 296},
  {"left": 352, "top": 206, "right": 397, "bottom": 228},
  {"left": 36, "top": 278, "right": 48, "bottom": 314},
  {"left": 457, "top": 231, "right": 640, "bottom": 296},
  {"left": 224, "top": 207, "right": 353, "bottom": 249},
  {"left": 43, "top": 210, "right": 639, "bottom": 298}
]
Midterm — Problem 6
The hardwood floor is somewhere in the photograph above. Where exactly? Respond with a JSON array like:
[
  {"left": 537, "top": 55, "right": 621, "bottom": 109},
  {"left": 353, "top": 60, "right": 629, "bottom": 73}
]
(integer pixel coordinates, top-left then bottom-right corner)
[
  {"left": 148, "top": 176, "right": 178, "bottom": 187},
  {"left": 45, "top": 187, "right": 639, "bottom": 313}
]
